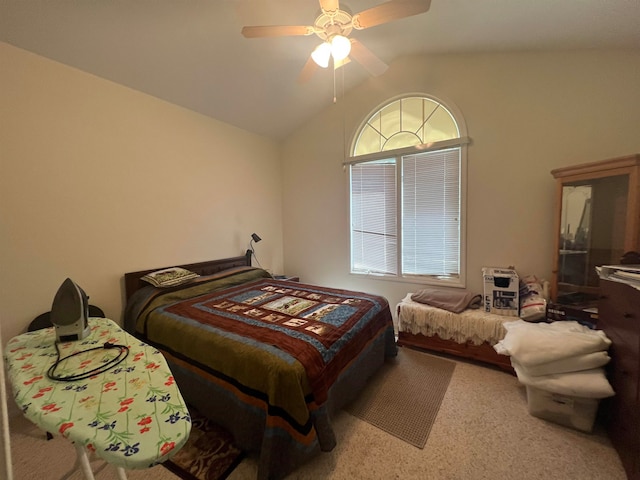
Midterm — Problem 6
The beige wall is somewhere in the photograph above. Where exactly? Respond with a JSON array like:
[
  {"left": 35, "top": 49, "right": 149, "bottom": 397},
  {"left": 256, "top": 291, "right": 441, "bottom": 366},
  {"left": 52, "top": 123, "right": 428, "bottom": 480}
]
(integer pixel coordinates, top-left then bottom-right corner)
[
  {"left": 2, "top": 44, "right": 639, "bottom": 352},
  {"left": 0, "top": 42, "right": 284, "bottom": 343},
  {"left": 2, "top": 40, "right": 638, "bottom": 480},
  {"left": 281, "top": 50, "right": 640, "bottom": 315}
]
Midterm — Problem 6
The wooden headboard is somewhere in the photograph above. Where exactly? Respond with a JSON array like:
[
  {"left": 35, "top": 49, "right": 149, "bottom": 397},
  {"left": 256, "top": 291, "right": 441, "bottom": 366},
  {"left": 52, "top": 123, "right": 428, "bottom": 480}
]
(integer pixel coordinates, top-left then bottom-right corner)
[{"left": 123, "top": 251, "right": 252, "bottom": 301}]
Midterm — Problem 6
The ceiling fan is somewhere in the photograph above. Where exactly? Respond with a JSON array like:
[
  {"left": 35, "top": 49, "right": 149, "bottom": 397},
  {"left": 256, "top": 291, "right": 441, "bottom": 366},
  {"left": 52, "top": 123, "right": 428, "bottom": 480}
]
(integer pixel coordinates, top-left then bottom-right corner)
[{"left": 241, "top": 0, "right": 432, "bottom": 83}]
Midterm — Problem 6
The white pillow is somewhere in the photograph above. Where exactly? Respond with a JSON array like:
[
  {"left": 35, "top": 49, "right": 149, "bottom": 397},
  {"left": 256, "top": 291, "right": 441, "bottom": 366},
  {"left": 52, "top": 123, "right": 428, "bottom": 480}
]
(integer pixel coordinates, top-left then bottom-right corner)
[{"left": 141, "top": 267, "right": 199, "bottom": 288}]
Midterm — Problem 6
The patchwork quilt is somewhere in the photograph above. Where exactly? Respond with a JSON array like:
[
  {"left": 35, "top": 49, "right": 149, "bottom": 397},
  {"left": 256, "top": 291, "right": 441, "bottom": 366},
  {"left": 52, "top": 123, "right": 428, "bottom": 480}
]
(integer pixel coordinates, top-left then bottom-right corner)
[{"left": 125, "top": 268, "right": 396, "bottom": 479}]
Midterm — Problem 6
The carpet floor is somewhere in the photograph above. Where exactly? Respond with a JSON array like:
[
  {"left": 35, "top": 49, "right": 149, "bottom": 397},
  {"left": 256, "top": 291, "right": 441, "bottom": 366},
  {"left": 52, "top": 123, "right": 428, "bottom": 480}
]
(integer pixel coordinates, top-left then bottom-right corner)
[
  {"left": 345, "top": 347, "right": 455, "bottom": 448},
  {"left": 7, "top": 347, "right": 628, "bottom": 479}
]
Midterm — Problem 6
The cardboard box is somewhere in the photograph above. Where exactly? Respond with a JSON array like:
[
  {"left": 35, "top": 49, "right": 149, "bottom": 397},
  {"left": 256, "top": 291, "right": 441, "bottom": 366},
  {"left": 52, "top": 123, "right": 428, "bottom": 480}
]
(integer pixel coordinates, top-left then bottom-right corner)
[
  {"left": 482, "top": 267, "right": 519, "bottom": 316},
  {"left": 525, "top": 386, "right": 600, "bottom": 433}
]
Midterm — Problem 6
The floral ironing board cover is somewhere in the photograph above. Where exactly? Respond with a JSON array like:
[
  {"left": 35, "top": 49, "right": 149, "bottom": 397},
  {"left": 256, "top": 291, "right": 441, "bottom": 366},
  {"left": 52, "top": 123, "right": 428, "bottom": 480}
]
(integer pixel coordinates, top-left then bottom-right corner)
[{"left": 4, "top": 317, "right": 191, "bottom": 469}]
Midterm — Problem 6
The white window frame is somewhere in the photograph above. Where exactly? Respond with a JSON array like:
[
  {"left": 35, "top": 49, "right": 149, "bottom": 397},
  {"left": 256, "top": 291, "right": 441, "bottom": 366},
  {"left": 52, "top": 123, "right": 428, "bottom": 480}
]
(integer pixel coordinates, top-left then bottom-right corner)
[{"left": 346, "top": 95, "right": 469, "bottom": 288}]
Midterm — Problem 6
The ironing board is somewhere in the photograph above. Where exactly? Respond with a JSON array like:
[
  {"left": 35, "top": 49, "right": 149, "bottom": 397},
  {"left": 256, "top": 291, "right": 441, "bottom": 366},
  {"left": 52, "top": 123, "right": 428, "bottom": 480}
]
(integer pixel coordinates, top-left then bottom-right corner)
[{"left": 4, "top": 317, "right": 191, "bottom": 479}]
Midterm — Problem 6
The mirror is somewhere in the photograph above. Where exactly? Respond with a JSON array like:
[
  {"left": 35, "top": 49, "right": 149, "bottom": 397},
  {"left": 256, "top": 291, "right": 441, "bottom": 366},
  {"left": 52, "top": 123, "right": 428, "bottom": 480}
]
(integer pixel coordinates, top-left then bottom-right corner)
[
  {"left": 558, "top": 185, "right": 592, "bottom": 287},
  {"left": 556, "top": 175, "right": 629, "bottom": 306}
]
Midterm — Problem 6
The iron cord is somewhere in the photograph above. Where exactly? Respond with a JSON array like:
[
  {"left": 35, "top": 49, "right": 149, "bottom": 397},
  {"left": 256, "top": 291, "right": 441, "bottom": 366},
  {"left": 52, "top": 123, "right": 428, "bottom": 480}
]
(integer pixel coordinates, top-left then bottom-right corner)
[{"left": 46, "top": 341, "right": 129, "bottom": 382}]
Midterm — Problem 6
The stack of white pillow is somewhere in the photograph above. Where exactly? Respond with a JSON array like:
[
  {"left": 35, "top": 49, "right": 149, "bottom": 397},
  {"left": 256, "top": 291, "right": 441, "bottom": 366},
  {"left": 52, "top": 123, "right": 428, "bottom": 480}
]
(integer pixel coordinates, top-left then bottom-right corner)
[{"left": 494, "top": 319, "right": 615, "bottom": 399}]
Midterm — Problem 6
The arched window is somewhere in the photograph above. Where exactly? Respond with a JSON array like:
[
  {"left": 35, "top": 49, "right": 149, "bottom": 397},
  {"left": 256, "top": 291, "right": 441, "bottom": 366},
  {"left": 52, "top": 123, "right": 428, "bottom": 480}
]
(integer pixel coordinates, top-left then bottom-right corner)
[{"left": 347, "top": 95, "right": 469, "bottom": 287}]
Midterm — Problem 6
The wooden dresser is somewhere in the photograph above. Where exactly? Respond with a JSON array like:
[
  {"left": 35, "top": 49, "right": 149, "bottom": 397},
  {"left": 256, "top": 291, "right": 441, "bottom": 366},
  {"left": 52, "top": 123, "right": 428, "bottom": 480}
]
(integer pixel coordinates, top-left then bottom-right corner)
[{"left": 598, "top": 278, "right": 640, "bottom": 480}]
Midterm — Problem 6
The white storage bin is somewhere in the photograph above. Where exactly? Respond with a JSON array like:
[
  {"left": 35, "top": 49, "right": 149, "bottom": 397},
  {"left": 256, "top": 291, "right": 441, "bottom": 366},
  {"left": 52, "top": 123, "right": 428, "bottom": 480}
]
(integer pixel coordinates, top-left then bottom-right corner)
[{"left": 525, "top": 385, "right": 600, "bottom": 433}]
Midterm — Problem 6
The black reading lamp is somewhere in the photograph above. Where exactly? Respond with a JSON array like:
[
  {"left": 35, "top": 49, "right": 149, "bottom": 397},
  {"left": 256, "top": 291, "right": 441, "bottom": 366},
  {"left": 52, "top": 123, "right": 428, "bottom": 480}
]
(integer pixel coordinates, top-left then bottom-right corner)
[{"left": 246, "top": 233, "right": 262, "bottom": 266}]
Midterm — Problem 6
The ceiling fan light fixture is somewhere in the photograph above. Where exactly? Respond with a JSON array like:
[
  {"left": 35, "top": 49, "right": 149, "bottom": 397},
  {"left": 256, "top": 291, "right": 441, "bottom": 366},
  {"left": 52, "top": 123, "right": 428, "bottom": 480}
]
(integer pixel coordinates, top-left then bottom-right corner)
[
  {"left": 243, "top": 0, "right": 432, "bottom": 81},
  {"left": 330, "top": 35, "right": 351, "bottom": 61},
  {"left": 311, "top": 42, "right": 331, "bottom": 68}
]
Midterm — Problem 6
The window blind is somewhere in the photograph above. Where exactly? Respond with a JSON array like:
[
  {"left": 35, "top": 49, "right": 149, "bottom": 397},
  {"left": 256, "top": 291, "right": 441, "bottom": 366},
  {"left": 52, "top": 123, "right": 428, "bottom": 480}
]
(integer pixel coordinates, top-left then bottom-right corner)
[
  {"left": 350, "top": 160, "right": 397, "bottom": 275},
  {"left": 402, "top": 148, "right": 461, "bottom": 277}
]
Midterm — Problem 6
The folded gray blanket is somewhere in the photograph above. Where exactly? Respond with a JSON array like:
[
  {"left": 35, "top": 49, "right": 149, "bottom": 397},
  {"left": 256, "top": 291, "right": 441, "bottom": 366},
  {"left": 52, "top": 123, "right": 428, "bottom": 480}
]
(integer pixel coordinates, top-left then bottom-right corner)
[{"left": 411, "top": 288, "right": 482, "bottom": 313}]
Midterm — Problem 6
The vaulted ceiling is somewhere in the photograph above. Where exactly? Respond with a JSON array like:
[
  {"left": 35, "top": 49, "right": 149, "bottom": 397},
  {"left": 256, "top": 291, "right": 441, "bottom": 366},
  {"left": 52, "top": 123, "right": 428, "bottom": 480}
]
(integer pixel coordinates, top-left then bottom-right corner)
[{"left": 2, "top": 0, "right": 639, "bottom": 140}]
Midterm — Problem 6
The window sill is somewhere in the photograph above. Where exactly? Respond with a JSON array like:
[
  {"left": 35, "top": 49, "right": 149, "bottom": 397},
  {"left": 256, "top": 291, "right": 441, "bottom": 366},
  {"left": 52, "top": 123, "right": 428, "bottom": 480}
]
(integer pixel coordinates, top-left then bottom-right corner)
[{"left": 350, "top": 272, "right": 465, "bottom": 289}]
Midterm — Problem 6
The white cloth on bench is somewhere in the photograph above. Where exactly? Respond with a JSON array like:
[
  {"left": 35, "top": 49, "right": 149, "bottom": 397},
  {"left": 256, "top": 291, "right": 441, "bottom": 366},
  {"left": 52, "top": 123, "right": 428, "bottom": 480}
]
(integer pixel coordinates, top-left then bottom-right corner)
[{"left": 397, "top": 293, "right": 519, "bottom": 345}]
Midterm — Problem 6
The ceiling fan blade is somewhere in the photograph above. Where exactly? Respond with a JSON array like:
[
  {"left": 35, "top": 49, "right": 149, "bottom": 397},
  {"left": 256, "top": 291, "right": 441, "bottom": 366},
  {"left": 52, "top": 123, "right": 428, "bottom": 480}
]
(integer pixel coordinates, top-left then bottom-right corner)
[
  {"left": 241, "top": 25, "right": 313, "bottom": 38},
  {"left": 297, "top": 56, "right": 320, "bottom": 84},
  {"left": 349, "top": 39, "right": 388, "bottom": 76},
  {"left": 319, "top": 0, "right": 340, "bottom": 15},
  {"left": 352, "top": 0, "right": 431, "bottom": 30}
]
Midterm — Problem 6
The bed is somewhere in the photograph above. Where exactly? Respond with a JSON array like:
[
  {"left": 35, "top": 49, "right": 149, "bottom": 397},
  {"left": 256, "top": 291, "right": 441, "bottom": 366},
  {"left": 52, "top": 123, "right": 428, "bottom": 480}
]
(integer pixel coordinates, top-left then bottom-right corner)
[
  {"left": 123, "top": 254, "right": 397, "bottom": 480},
  {"left": 396, "top": 293, "right": 516, "bottom": 373}
]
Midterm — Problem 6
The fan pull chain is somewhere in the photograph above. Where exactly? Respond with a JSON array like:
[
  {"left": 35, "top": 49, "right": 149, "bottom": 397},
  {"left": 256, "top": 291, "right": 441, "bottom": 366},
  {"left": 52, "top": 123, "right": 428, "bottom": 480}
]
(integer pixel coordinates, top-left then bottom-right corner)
[{"left": 333, "top": 62, "right": 337, "bottom": 104}]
